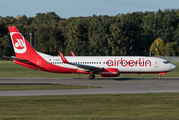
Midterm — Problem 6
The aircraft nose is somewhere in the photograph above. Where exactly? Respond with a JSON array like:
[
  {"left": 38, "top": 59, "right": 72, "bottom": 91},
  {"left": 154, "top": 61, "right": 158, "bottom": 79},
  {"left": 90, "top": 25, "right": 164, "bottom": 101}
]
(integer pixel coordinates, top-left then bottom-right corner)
[{"left": 171, "top": 64, "right": 177, "bottom": 70}]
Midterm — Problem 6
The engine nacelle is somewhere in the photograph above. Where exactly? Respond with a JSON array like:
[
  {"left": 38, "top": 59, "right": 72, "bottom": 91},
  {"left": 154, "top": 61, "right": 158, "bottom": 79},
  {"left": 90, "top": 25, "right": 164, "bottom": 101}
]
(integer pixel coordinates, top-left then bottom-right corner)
[{"left": 101, "top": 68, "right": 120, "bottom": 77}]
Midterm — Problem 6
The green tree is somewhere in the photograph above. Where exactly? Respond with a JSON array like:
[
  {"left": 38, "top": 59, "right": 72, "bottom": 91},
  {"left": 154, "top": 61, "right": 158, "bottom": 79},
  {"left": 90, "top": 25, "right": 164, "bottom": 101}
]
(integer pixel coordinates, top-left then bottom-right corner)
[
  {"left": 109, "top": 15, "right": 127, "bottom": 56},
  {"left": 36, "top": 24, "right": 52, "bottom": 53},
  {"left": 97, "top": 15, "right": 117, "bottom": 56},
  {"left": 164, "top": 42, "right": 178, "bottom": 56},
  {"left": 149, "top": 38, "right": 165, "bottom": 56},
  {"left": 64, "top": 17, "right": 89, "bottom": 56},
  {"left": 0, "top": 35, "right": 13, "bottom": 59},
  {"left": 141, "top": 11, "right": 155, "bottom": 55},
  {"left": 87, "top": 15, "right": 101, "bottom": 56}
]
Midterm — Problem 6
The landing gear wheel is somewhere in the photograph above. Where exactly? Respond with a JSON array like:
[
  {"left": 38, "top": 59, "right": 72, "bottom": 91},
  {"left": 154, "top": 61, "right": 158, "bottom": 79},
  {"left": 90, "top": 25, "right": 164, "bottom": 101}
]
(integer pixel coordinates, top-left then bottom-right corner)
[
  {"left": 157, "top": 76, "right": 161, "bottom": 79},
  {"left": 89, "top": 75, "right": 95, "bottom": 80}
]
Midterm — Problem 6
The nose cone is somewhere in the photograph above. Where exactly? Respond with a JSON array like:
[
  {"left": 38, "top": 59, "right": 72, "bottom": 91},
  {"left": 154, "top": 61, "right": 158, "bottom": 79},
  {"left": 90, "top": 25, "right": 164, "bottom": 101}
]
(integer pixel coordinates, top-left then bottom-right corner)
[{"left": 170, "top": 64, "right": 177, "bottom": 71}]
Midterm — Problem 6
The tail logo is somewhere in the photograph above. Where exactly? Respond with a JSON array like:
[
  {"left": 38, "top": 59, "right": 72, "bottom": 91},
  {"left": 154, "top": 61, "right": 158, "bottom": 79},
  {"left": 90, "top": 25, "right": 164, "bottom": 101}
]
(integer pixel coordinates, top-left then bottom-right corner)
[{"left": 11, "top": 32, "right": 27, "bottom": 54}]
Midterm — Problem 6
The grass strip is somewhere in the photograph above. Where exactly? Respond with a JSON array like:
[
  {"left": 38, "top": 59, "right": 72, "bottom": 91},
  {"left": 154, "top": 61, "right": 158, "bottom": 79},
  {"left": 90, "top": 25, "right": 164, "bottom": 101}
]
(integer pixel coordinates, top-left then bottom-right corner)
[
  {"left": 0, "top": 93, "right": 179, "bottom": 119},
  {"left": 0, "top": 84, "right": 101, "bottom": 91}
]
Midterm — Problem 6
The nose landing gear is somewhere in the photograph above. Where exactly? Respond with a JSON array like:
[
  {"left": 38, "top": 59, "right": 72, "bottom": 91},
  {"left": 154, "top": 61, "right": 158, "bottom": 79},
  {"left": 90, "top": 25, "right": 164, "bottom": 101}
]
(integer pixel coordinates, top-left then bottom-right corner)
[
  {"left": 157, "top": 72, "right": 167, "bottom": 79},
  {"left": 157, "top": 76, "right": 161, "bottom": 79}
]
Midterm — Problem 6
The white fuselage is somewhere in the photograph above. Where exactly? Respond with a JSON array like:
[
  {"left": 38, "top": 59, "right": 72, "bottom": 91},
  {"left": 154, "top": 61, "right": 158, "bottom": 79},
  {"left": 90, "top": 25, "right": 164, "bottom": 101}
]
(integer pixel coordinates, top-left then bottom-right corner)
[{"left": 38, "top": 52, "right": 176, "bottom": 74}]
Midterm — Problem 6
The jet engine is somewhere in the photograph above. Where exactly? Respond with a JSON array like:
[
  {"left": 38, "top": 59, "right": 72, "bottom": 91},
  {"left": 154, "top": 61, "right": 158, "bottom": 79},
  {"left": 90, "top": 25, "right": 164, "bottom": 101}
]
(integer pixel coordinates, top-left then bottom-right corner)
[{"left": 101, "top": 68, "right": 120, "bottom": 77}]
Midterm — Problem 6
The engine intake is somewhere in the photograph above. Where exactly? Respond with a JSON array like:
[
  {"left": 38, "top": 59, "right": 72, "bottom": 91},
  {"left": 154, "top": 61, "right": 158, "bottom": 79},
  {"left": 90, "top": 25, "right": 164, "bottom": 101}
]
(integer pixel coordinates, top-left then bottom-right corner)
[{"left": 101, "top": 68, "right": 119, "bottom": 77}]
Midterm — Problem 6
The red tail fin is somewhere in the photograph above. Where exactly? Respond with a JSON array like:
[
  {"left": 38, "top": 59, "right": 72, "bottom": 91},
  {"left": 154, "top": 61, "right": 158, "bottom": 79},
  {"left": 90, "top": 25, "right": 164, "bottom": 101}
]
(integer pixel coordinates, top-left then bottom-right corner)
[{"left": 8, "top": 26, "right": 37, "bottom": 58}]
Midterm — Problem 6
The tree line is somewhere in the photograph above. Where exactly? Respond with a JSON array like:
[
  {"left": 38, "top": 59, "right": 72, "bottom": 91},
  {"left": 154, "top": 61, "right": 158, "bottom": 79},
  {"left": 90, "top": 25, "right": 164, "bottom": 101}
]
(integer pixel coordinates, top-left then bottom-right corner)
[{"left": 0, "top": 10, "right": 179, "bottom": 59}]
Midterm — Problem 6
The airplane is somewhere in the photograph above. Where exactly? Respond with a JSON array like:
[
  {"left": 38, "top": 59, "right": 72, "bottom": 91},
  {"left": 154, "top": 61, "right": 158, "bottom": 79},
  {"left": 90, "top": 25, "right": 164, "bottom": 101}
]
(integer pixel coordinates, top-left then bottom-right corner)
[{"left": 8, "top": 26, "right": 177, "bottom": 79}]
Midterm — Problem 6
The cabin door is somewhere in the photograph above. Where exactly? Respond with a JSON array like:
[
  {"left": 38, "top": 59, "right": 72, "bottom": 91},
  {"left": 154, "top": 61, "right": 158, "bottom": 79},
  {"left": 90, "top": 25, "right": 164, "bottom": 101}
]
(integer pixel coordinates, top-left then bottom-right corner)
[{"left": 155, "top": 59, "right": 159, "bottom": 68}]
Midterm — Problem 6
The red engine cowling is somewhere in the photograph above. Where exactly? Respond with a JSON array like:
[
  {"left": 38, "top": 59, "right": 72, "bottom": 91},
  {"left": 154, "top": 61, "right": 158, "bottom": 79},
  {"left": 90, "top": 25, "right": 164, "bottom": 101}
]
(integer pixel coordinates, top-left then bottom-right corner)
[{"left": 101, "top": 68, "right": 120, "bottom": 77}]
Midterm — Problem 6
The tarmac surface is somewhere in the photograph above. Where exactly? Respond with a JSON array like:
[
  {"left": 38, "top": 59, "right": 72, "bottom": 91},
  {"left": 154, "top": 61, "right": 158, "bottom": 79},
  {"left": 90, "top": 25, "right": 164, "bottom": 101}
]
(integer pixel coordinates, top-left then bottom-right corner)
[{"left": 0, "top": 77, "right": 179, "bottom": 96}]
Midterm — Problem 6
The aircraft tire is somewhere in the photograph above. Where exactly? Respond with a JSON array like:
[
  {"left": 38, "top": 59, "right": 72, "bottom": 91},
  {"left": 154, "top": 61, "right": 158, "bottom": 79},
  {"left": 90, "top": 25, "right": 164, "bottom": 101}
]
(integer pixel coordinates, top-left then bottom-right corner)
[
  {"left": 89, "top": 75, "right": 95, "bottom": 80},
  {"left": 157, "top": 76, "right": 161, "bottom": 79}
]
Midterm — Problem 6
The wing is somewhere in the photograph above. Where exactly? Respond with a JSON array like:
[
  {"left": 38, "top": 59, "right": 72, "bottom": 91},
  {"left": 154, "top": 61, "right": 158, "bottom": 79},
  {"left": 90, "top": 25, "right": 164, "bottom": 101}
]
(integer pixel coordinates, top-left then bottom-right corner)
[{"left": 59, "top": 52, "right": 102, "bottom": 72}]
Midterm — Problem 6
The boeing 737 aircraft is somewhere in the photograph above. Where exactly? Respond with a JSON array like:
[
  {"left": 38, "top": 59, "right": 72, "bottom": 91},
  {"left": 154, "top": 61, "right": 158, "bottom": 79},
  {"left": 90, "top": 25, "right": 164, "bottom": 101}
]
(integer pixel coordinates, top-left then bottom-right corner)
[{"left": 8, "top": 26, "right": 177, "bottom": 79}]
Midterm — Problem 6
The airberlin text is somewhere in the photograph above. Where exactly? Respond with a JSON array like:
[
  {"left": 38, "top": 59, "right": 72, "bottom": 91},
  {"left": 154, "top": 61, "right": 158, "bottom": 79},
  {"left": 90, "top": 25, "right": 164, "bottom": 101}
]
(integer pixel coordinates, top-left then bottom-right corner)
[{"left": 107, "top": 58, "right": 151, "bottom": 67}]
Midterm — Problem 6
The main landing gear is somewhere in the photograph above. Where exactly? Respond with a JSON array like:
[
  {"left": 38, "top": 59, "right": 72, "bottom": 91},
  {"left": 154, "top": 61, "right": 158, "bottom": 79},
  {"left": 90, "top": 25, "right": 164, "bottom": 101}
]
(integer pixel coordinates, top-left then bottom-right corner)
[
  {"left": 89, "top": 75, "right": 95, "bottom": 80},
  {"left": 89, "top": 72, "right": 95, "bottom": 80}
]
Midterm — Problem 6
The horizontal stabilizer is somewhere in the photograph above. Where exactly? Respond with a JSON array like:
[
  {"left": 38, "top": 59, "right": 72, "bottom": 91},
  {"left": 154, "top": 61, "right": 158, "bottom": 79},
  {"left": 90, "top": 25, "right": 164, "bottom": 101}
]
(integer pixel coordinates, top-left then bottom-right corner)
[
  {"left": 4, "top": 56, "right": 28, "bottom": 62},
  {"left": 4, "top": 56, "right": 38, "bottom": 69}
]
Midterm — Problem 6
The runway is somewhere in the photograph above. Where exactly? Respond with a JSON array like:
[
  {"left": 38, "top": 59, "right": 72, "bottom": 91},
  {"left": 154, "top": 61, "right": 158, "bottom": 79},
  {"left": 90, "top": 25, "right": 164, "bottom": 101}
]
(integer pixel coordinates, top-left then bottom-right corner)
[{"left": 0, "top": 77, "right": 179, "bottom": 96}]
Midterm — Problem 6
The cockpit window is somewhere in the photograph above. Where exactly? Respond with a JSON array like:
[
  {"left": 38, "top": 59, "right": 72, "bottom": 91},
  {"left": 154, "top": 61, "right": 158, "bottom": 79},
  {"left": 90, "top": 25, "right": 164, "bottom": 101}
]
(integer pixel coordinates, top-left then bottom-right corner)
[{"left": 163, "top": 61, "right": 170, "bottom": 64}]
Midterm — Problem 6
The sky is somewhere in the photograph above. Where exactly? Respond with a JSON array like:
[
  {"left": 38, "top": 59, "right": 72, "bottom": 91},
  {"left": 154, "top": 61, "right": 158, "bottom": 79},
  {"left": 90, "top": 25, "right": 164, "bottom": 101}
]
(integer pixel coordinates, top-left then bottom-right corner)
[{"left": 1, "top": 0, "right": 179, "bottom": 18}]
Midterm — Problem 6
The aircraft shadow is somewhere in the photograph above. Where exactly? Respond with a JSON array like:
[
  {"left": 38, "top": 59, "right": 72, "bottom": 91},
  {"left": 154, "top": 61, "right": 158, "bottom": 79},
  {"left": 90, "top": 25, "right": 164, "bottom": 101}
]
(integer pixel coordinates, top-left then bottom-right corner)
[{"left": 72, "top": 77, "right": 179, "bottom": 81}]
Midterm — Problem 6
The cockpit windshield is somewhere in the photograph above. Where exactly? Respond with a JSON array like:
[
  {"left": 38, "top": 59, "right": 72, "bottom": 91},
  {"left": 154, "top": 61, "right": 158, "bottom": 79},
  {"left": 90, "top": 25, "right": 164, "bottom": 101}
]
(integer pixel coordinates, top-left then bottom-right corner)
[{"left": 163, "top": 60, "right": 170, "bottom": 64}]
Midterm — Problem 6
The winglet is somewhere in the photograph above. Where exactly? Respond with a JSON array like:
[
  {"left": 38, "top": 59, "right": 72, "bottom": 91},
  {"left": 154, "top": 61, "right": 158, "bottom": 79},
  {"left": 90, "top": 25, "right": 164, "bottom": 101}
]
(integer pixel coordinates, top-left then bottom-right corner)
[
  {"left": 59, "top": 51, "right": 69, "bottom": 63},
  {"left": 71, "top": 51, "right": 75, "bottom": 56}
]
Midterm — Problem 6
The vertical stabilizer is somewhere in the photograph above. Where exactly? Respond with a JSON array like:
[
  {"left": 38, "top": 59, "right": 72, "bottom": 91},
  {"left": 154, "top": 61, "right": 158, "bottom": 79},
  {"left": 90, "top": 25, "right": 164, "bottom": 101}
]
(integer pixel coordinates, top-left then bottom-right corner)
[{"left": 8, "top": 26, "right": 37, "bottom": 58}]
